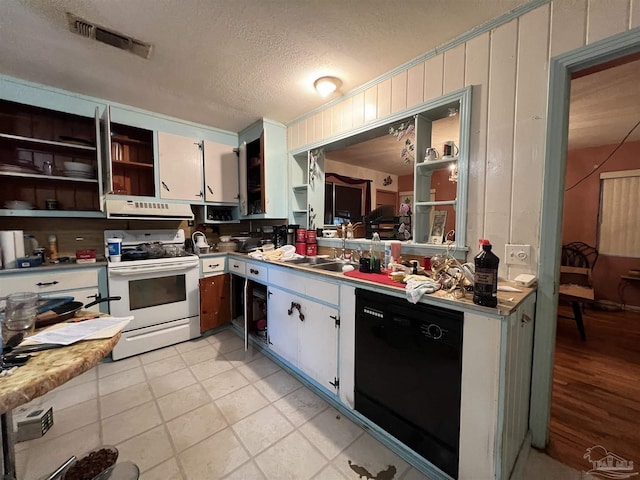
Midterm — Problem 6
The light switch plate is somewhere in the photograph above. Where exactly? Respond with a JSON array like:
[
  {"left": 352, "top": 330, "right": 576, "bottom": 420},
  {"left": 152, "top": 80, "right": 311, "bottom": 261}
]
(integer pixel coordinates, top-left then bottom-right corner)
[{"left": 505, "top": 244, "right": 531, "bottom": 265}]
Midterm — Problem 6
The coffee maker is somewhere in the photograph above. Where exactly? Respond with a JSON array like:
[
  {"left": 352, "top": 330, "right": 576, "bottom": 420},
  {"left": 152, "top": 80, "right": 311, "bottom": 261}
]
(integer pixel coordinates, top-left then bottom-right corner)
[
  {"left": 286, "top": 225, "right": 299, "bottom": 246},
  {"left": 273, "top": 225, "right": 287, "bottom": 248}
]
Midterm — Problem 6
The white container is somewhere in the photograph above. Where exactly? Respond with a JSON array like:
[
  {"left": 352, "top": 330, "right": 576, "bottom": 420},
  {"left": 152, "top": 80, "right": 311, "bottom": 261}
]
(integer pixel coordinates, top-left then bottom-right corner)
[{"left": 107, "top": 237, "right": 122, "bottom": 260}]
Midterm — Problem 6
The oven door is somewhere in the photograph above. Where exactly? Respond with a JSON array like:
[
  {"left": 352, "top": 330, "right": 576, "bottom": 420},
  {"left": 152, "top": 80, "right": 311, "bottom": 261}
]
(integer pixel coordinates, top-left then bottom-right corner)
[{"left": 108, "top": 259, "right": 199, "bottom": 331}]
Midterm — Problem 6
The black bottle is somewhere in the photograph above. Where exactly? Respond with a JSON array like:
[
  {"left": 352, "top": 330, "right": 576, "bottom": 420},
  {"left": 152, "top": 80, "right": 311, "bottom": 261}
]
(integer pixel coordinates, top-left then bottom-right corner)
[{"left": 473, "top": 240, "right": 499, "bottom": 307}]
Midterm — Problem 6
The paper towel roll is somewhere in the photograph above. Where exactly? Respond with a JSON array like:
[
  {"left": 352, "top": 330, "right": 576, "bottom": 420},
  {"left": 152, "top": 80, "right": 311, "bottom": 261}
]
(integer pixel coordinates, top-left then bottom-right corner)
[
  {"left": 13, "top": 230, "right": 25, "bottom": 259},
  {"left": 0, "top": 231, "right": 17, "bottom": 269}
]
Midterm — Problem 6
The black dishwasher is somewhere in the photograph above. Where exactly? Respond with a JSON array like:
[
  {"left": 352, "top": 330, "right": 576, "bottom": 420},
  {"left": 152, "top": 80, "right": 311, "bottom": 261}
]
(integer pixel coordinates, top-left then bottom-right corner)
[{"left": 354, "top": 288, "right": 463, "bottom": 479}]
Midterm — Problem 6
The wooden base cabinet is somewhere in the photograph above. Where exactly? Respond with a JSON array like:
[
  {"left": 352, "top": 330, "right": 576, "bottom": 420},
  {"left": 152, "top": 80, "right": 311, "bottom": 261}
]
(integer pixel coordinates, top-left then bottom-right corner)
[
  {"left": 267, "top": 285, "right": 339, "bottom": 393},
  {"left": 199, "top": 273, "right": 231, "bottom": 333}
]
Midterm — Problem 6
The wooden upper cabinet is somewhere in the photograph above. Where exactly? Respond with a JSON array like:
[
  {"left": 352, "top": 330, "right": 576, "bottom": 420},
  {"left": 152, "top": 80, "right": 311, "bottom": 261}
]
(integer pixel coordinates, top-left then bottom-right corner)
[
  {"left": 203, "top": 140, "right": 239, "bottom": 204},
  {"left": 158, "top": 131, "right": 203, "bottom": 201}
]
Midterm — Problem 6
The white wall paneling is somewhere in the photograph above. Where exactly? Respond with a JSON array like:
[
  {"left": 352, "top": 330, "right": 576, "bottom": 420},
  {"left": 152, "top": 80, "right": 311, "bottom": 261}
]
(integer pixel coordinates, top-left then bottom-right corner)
[
  {"left": 587, "top": 0, "right": 630, "bottom": 44},
  {"left": 632, "top": 0, "right": 640, "bottom": 29},
  {"left": 331, "top": 103, "right": 342, "bottom": 138},
  {"left": 443, "top": 43, "right": 466, "bottom": 94},
  {"left": 549, "top": 0, "right": 587, "bottom": 57},
  {"left": 390, "top": 70, "right": 408, "bottom": 114},
  {"left": 342, "top": 96, "right": 353, "bottom": 133},
  {"left": 377, "top": 78, "right": 392, "bottom": 119},
  {"left": 364, "top": 86, "right": 378, "bottom": 123},
  {"left": 352, "top": 92, "right": 365, "bottom": 128},
  {"left": 406, "top": 62, "right": 425, "bottom": 108},
  {"left": 322, "top": 109, "right": 332, "bottom": 141},
  {"left": 424, "top": 54, "right": 444, "bottom": 102},
  {"left": 313, "top": 112, "right": 323, "bottom": 144}
]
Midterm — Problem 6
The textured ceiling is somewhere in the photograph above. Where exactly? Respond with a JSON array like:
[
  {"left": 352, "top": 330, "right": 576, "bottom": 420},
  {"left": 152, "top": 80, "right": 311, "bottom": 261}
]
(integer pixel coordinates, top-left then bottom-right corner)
[{"left": 0, "top": 0, "right": 530, "bottom": 133}]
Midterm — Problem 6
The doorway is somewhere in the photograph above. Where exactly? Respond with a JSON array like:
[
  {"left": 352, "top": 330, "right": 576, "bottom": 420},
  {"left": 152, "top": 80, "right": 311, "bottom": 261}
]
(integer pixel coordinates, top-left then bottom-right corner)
[
  {"left": 530, "top": 28, "right": 640, "bottom": 461},
  {"left": 375, "top": 189, "right": 397, "bottom": 209}
]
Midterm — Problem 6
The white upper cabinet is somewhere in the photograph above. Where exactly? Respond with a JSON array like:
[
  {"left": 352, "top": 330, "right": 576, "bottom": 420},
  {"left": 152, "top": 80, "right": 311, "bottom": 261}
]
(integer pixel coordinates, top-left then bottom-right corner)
[
  {"left": 238, "top": 119, "right": 287, "bottom": 219},
  {"left": 203, "top": 140, "right": 238, "bottom": 204},
  {"left": 158, "top": 131, "right": 203, "bottom": 202}
]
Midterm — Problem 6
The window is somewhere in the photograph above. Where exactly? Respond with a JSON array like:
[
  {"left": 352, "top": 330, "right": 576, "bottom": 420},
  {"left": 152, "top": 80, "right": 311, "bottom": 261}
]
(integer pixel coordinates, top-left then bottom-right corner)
[{"left": 598, "top": 169, "right": 640, "bottom": 257}]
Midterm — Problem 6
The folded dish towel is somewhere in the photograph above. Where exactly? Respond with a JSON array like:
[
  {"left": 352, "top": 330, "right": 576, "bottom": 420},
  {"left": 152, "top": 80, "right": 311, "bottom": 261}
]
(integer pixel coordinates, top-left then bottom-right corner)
[{"left": 405, "top": 277, "right": 441, "bottom": 304}]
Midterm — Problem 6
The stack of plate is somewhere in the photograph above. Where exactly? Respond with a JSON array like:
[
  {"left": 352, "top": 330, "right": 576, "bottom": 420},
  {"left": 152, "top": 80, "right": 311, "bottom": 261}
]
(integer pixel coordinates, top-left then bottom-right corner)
[{"left": 63, "top": 161, "right": 95, "bottom": 179}]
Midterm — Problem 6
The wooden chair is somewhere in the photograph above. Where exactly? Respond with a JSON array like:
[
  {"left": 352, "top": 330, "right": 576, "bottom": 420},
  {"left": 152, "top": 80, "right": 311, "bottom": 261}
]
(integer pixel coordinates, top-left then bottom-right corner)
[{"left": 558, "top": 242, "right": 598, "bottom": 340}]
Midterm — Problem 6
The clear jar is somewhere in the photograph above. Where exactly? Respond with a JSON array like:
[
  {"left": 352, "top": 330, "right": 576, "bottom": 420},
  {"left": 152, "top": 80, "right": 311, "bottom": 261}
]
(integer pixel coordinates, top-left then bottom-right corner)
[{"left": 48, "top": 234, "right": 58, "bottom": 261}]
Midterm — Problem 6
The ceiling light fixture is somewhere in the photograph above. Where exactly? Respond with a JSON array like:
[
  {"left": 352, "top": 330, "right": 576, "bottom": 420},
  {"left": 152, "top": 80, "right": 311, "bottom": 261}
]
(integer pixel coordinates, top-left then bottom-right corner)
[{"left": 314, "top": 76, "right": 341, "bottom": 97}]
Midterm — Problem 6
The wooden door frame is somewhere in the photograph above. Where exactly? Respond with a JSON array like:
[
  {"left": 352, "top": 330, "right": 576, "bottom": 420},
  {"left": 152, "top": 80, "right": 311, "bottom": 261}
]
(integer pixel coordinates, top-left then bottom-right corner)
[{"left": 530, "top": 28, "right": 640, "bottom": 449}]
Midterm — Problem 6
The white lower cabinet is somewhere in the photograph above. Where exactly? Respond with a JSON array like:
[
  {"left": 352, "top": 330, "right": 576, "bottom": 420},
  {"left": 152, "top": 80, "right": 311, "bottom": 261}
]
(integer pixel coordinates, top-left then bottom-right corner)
[{"left": 267, "top": 285, "right": 339, "bottom": 394}]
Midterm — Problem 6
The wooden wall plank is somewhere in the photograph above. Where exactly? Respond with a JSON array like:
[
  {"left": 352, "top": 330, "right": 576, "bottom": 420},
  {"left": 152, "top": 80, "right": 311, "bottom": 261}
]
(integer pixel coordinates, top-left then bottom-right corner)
[
  {"left": 424, "top": 54, "right": 444, "bottom": 102},
  {"left": 313, "top": 112, "right": 323, "bottom": 143},
  {"left": 306, "top": 115, "right": 315, "bottom": 144},
  {"left": 331, "top": 103, "right": 342, "bottom": 137},
  {"left": 406, "top": 62, "right": 425, "bottom": 108},
  {"left": 509, "top": 4, "right": 550, "bottom": 279},
  {"left": 287, "top": 125, "right": 296, "bottom": 150},
  {"left": 632, "top": 0, "right": 640, "bottom": 28},
  {"left": 391, "top": 70, "right": 408, "bottom": 114},
  {"left": 485, "top": 20, "right": 518, "bottom": 271},
  {"left": 550, "top": 0, "right": 587, "bottom": 57},
  {"left": 352, "top": 92, "right": 365, "bottom": 128},
  {"left": 322, "top": 109, "right": 331, "bottom": 141},
  {"left": 298, "top": 120, "right": 307, "bottom": 148},
  {"left": 364, "top": 86, "right": 377, "bottom": 123},
  {"left": 587, "top": 0, "right": 630, "bottom": 44},
  {"left": 464, "top": 32, "right": 491, "bottom": 255},
  {"left": 342, "top": 97, "right": 353, "bottom": 133},
  {"left": 377, "top": 78, "right": 392, "bottom": 119},
  {"left": 444, "top": 44, "right": 466, "bottom": 94}
]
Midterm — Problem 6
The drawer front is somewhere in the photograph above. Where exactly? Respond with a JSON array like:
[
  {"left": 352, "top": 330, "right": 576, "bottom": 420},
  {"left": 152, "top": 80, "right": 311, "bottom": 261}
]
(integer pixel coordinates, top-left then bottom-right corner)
[
  {"left": 269, "top": 268, "right": 305, "bottom": 296},
  {"left": 305, "top": 277, "right": 340, "bottom": 306},
  {"left": 0, "top": 269, "right": 99, "bottom": 296},
  {"left": 201, "top": 257, "right": 226, "bottom": 275},
  {"left": 228, "top": 259, "right": 246, "bottom": 276},
  {"left": 246, "top": 262, "right": 268, "bottom": 283}
]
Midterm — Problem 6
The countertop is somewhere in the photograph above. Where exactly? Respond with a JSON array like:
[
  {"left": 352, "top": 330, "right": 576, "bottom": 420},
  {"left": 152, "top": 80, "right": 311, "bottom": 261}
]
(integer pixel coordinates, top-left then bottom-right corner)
[
  {"left": 0, "top": 332, "right": 120, "bottom": 415},
  {"left": 0, "top": 260, "right": 107, "bottom": 275},
  {"left": 228, "top": 252, "right": 535, "bottom": 316}
]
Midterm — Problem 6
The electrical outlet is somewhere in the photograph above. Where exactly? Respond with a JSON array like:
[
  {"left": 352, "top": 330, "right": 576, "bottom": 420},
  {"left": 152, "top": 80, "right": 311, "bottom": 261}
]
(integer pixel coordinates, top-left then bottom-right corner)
[{"left": 505, "top": 244, "right": 531, "bottom": 266}]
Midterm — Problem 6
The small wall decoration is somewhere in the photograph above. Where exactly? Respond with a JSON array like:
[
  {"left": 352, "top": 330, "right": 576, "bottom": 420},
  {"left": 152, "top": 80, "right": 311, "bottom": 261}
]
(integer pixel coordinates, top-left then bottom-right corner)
[
  {"left": 388, "top": 122, "right": 415, "bottom": 164},
  {"left": 430, "top": 210, "right": 447, "bottom": 244},
  {"left": 383, "top": 176, "right": 392, "bottom": 186},
  {"left": 309, "top": 148, "right": 323, "bottom": 190}
]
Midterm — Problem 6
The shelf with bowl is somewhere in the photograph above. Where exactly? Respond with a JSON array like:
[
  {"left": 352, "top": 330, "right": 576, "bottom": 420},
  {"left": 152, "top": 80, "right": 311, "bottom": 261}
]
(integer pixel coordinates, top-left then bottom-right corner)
[
  {"left": 0, "top": 132, "right": 97, "bottom": 154},
  {"left": 0, "top": 170, "right": 97, "bottom": 183}
]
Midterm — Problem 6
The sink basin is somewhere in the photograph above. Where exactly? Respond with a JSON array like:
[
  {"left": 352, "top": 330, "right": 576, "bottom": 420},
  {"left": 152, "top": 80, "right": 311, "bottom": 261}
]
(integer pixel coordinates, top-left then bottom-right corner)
[
  {"left": 310, "top": 261, "right": 358, "bottom": 272},
  {"left": 283, "top": 256, "right": 334, "bottom": 265}
]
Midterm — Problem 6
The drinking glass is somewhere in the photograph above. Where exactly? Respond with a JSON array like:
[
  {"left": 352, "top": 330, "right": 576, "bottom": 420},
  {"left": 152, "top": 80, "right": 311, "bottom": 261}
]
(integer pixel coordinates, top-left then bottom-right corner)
[{"left": 2, "top": 292, "right": 38, "bottom": 343}]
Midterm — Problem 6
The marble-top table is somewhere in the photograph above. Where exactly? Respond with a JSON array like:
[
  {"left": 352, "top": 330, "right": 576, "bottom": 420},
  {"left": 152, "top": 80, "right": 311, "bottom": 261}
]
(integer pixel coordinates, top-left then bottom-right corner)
[{"left": 0, "top": 332, "right": 121, "bottom": 478}]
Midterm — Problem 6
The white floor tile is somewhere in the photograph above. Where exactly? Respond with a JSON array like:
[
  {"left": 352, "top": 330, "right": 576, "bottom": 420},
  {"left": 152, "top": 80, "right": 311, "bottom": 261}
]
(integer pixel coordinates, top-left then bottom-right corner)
[
  {"left": 98, "top": 365, "right": 146, "bottom": 396},
  {"left": 237, "top": 356, "right": 281, "bottom": 383},
  {"left": 98, "top": 356, "right": 141, "bottom": 378},
  {"left": 26, "top": 399, "right": 98, "bottom": 443},
  {"left": 156, "top": 383, "right": 211, "bottom": 421},
  {"left": 299, "top": 407, "right": 364, "bottom": 460},
  {"left": 253, "top": 369, "right": 303, "bottom": 402},
  {"left": 313, "top": 464, "right": 350, "bottom": 480},
  {"left": 223, "top": 345, "right": 264, "bottom": 366},
  {"left": 523, "top": 450, "right": 581, "bottom": 480},
  {"left": 255, "top": 431, "right": 327, "bottom": 480},
  {"left": 273, "top": 386, "right": 329, "bottom": 427},
  {"left": 100, "top": 382, "right": 153, "bottom": 419},
  {"left": 166, "top": 402, "right": 227, "bottom": 452},
  {"left": 334, "top": 433, "right": 410, "bottom": 480},
  {"left": 216, "top": 384, "right": 270, "bottom": 424},
  {"left": 102, "top": 400, "right": 162, "bottom": 445},
  {"left": 232, "top": 405, "right": 294, "bottom": 455},
  {"left": 180, "top": 344, "right": 219, "bottom": 366},
  {"left": 223, "top": 460, "right": 267, "bottom": 479},
  {"left": 201, "top": 368, "right": 250, "bottom": 400},
  {"left": 175, "top": 336, "right": 215, "bottom": 354},
  {"left": 139, "top": 456, "right": 184, "bottom": 480},
  {"left": 56, "top": 367, "right": 97, "bottom": 390},
  {"left": 179, "top": 427, "right": 250, "bottom": 479},
  {"left": 188, "top": 356, "right": 234, "bottom": 381},
  {"left": 116, "top": 425, "right": 174, "bottom": 473},
  {"left": 143, "top": 355, "right": 187, "bottom": 379},
  {"left": 48, "top": 379, "right": 97, "bottom": 411},
  {"left": 139, "top": 345, "right": 180, "bottom": 364},
  {"left": 148, "top": 367, "right": 197, "bottom": 398},
  {"left": 400, "top": 466, "right": 432, "bottom": 479}
]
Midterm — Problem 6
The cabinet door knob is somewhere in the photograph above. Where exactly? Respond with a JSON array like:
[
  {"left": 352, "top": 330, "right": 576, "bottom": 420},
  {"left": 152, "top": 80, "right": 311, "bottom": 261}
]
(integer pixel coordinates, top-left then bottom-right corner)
[
  {"left": 197, "top": 191, "right": 203, "bottom": 197},
  {"left": 287, "top": 302, "right": 304, "bottom": 321},
  {"left": 208, "top": 263, "right": 220, "bottom": 268},
  {"left": 162, "top": 181, "right": 170, "bottom": 192},
  {"left": 36, "top": 281, "right": 59, "bottom": 287},
  {"left": 207, "top": 185, "right": 214, "bottom": 195},
  {"left": 250, "top": 268, "right": 259, "bottom": 275}
]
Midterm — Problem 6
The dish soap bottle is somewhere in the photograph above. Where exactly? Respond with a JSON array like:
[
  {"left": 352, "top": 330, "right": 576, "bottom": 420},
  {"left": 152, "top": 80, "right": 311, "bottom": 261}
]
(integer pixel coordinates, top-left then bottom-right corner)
[
  {"left": 473, "top": 239, "right": 499, "bottom": 307},
  {"left": 369, "top": 233, "right": 381, "bottom": 273}
]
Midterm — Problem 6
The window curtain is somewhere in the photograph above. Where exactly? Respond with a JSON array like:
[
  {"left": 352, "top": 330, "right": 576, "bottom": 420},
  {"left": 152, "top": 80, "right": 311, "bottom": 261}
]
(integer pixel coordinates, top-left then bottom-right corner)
[
  {"left": 599, "top": 170, "right": 640, "bottom": 257},
  {"left": 325, "top": 173, "right": 372, "bottom": 214}
]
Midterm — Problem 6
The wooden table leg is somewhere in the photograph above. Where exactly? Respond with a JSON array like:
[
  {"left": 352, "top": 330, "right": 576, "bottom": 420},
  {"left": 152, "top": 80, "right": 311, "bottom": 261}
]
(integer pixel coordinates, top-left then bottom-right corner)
[
  {"left": 571, "top": 301, "right": 587, "bottom": 341},
  {"left": 1, "top": 411, "right": 16, "bottom": 479}
]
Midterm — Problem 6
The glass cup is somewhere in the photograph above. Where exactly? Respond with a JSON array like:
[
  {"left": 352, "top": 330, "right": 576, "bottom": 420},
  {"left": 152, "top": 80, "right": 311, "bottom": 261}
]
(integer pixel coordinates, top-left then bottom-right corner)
[{"left": 2, "top": 292, "right": 38, "bottom": 343}]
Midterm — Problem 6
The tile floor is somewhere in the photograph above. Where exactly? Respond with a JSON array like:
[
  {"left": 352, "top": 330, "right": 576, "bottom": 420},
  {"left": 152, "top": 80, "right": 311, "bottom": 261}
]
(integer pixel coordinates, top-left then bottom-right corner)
[{"left": 14, "top": 328, "right": 589, "bottom": 480}]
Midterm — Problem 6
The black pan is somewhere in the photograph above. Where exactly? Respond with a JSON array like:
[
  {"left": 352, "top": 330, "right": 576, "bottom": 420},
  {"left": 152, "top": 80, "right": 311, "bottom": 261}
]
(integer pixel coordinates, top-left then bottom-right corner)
[{"left": 35, "top": 296, "right": 121, "bottom": 327}]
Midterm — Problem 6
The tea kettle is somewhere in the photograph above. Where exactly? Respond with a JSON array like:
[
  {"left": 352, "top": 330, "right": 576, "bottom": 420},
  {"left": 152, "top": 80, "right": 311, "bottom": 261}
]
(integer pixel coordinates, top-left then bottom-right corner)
[{"left": 192, "top": 231, "right": 210, "bottom": 254}]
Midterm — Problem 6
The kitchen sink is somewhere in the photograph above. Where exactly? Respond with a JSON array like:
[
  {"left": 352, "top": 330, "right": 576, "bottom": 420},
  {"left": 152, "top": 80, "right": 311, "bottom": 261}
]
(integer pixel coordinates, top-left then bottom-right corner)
[
  {"left": 310, "top": 261, "right": 359, "bottom": 272},
  {"left": 283, "top": 256, "right": 334, "bottom": 265}
]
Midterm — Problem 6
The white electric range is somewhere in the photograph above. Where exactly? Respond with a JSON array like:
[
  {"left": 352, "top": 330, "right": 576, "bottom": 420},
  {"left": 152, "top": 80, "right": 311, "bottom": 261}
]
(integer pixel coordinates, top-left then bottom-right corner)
[{"left": 104, "top": 229, "right": 200, "bottom": 360}]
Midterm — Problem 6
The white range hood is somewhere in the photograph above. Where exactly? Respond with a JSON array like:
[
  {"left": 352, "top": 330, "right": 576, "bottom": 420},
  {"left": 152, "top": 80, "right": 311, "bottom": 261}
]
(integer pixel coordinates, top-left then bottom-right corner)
[{"left": 105, "top": 198, "right": 194, "bottom": 220}]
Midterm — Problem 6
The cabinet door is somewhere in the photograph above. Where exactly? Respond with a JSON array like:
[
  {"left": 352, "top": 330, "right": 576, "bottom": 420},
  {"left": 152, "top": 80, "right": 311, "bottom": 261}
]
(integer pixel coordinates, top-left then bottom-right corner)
[
  {"left": 298, "top": 300, "right": 339, "bottom": 392},
  {"left": 266, "top": 286, "right": 299, "bottom": 365},
  {"left": 199, "top": 273, "right": 231, "bottom": 333},
  {"left": 238, "top": 141, "right": 248, "bottom": 216},
  {"left": 158, "top": 132, "right": 203, "bottom": 201},
  {"left": 203, "top": 140, "right": 239, "bottom": 203}
]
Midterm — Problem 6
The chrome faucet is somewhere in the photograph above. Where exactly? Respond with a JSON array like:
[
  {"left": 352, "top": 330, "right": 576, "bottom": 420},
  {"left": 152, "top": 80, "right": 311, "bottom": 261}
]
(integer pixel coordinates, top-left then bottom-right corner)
[{"left": 341, "top": 233, "right": 347, "bottom": 260}]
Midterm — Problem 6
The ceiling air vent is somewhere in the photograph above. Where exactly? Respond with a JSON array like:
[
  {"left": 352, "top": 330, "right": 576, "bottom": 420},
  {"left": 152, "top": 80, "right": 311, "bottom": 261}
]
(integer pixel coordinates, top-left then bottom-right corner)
[{"left": 66, "top": 13, "right": 152, "bottom": 59}]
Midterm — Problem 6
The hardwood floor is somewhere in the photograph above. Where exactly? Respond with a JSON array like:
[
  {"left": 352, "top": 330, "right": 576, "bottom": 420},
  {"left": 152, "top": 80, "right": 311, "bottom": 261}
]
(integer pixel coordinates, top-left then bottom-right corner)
[{"left": 548, "top": 304, "right": 640, "bottom": 472}]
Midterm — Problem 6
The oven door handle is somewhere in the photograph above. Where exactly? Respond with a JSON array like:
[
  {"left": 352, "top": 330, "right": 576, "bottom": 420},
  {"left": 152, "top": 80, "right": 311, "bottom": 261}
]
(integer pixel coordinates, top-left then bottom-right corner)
[{"left": 109, "top": 263, "right": 198, "bottom": 276}]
